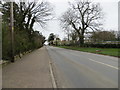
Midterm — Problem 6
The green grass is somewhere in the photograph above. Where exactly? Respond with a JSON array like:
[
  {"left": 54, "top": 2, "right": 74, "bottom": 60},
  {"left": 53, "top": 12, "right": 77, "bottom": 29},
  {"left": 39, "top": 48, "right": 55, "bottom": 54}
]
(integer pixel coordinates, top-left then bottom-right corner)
[{"left": 57, "top": 46, "right": 119, "bottom": 57}]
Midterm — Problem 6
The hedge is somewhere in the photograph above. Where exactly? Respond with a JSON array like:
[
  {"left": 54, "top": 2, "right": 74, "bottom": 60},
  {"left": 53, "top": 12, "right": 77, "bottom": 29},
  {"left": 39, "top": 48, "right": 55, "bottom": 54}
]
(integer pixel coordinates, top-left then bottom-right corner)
[{"left": 83, "top": 44, "right": 120, "bottom": 48}]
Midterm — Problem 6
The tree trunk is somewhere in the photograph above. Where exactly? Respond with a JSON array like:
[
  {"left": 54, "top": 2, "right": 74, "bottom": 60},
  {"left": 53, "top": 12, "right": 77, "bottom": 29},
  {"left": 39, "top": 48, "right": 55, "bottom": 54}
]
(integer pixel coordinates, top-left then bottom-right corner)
[
  {"left": 30, "top": 17, "right": 35, "bottom": 30},
  {"left": 78, "top": 34, "right": 84, "bottom": 46},
  {"left": 76, "top": 30, "right": 84, "bottom": 46}
]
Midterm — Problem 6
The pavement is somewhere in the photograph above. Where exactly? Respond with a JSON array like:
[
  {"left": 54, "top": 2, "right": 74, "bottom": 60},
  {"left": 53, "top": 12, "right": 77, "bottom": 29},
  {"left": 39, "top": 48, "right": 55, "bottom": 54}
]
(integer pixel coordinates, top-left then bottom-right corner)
[
  {"left": 46, "top": 46, "right": 118, "bottom": 88},
  {"left": 2, "top": 47, "right": 53, "bottom": 88}
]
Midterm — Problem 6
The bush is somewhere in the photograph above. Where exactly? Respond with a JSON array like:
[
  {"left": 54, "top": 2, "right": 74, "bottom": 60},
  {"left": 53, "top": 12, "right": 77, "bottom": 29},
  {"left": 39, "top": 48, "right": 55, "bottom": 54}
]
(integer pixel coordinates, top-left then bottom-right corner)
[{"left": 2, "top": 22, "right": 45, "bottom": 61}]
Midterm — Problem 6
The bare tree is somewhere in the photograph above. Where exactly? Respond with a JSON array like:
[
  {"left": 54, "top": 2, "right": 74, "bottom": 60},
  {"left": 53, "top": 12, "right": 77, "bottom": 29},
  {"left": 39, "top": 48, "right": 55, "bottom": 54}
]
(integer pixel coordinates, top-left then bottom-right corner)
[
  {"left": 1, "top": 1, "right": 53, "bottom": 31},
  {"left": 60, "top": 0, "right": 103, "bottom": 46},
  {"left": 91, "top": 31, "right": 116, "bottom": 43},
  {"left": 70, "top": 30, "right": 78, "bottom": 42},
  {"left": 18, "top": 1, "right": 53, "bottom": 30}
]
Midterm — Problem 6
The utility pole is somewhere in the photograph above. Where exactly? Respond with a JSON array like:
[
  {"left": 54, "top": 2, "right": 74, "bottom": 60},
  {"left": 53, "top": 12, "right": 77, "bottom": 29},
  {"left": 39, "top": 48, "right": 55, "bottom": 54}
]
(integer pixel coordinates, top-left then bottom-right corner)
[{"left": 10, "top": 2, "right": 14, "bottom": 62}]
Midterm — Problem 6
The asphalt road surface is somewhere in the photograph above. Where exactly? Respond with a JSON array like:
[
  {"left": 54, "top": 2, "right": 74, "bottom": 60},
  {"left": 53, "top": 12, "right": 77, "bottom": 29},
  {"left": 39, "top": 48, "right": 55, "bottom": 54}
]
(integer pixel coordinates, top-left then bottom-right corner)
[{"left": 46, "top": 46, "right": 118, "bottom": 88}]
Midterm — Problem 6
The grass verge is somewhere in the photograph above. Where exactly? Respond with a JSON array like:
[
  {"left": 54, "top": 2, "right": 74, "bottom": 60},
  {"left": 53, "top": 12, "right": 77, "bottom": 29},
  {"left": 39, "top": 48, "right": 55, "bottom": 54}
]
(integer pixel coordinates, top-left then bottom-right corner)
[{"left": 57, "top": 46, "right": 119, "bottom": 57}]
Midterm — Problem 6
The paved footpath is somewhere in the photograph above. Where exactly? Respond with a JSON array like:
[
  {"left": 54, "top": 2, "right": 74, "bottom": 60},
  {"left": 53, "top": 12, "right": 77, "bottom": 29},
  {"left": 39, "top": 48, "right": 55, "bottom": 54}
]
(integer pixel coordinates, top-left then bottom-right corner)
[{"left": 2, "top": 47, "right": 53, "bottom": 88}]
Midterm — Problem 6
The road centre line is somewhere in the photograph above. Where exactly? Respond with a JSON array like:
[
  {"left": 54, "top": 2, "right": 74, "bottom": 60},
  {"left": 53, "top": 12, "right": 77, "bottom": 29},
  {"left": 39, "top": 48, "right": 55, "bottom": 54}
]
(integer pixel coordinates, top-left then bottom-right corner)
[
  {"left": 89, "top": 58, "right": 118, "bottom": 70},
  {"left": 58, "top": 50, "right": 118, "bottom": 70}
]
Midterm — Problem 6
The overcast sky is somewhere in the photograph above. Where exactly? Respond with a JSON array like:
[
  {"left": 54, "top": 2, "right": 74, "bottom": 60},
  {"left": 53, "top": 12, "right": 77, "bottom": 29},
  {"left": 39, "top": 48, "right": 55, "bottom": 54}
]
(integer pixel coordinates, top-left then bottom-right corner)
[{"left": 33, "top": 0, "right": 119, "bottom": 41}]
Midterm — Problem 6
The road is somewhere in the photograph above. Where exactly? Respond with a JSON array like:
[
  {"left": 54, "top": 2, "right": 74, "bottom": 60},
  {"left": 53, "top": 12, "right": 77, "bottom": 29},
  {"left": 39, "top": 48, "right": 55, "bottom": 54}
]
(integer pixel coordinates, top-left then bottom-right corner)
[{"left": 46, "top": 46, "right": 118, "bottom": 88}]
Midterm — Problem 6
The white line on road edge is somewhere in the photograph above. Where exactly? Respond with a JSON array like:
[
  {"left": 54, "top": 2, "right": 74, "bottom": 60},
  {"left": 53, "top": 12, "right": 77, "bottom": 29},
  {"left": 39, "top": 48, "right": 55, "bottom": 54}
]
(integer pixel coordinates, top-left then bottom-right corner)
[
  {"left": 89, "top": 58, "right": 118, "bottom": 70},
  {"left": 49, "top": 61, "right": 57, "bottom": 88},
  {"left": 45, "top": 46, "right": 57, "bottom": 88}
]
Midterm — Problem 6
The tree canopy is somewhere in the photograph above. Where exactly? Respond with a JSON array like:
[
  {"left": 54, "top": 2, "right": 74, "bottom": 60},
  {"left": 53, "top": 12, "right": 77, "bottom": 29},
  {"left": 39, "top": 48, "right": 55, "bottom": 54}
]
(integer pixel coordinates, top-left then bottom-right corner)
[
  {"left": 48, "top": 33, "right": 55, "bottom": 45},
  {"left": 60, "top": 0, "right": 103, "bottom": 46}
]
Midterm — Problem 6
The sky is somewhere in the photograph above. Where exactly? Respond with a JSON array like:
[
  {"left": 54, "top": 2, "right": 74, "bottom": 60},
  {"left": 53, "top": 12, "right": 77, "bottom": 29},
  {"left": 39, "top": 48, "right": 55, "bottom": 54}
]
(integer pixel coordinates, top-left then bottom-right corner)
[{"left": 33, "top": 0, "right": 119, "bottom": 41}]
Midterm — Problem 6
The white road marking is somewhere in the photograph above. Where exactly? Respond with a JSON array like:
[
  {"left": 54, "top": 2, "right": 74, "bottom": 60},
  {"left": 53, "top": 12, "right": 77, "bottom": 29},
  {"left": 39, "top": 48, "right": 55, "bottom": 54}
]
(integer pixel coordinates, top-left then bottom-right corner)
[
  {"left": 89, "top": 58, "right": 118, "bottom": 70},
  {"left": 49, "top": 61, "right": 57, "bottom": 88},
  {"left": 47, "top": 46, "right": 57, "bottom": 88}
]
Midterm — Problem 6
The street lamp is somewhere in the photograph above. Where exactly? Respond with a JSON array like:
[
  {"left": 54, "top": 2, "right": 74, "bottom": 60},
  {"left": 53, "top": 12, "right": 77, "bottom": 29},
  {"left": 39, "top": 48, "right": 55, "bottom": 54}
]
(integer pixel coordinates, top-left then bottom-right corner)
[
  {"left": 0, "top": 12, "right": 2, "bottom": 62},
  {"left": 10, "top": 2, "right": 14, "bottom": 62}
]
